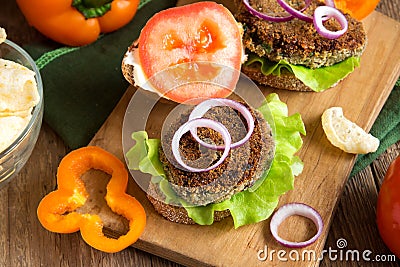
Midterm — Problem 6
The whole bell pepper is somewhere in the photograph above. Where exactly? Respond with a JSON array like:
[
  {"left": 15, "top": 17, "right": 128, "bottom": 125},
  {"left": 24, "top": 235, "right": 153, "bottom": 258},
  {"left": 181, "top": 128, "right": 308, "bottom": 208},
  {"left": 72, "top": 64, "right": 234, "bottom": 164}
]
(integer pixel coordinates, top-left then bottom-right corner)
[
  {"left": 16, "top": 0, "right": 140, "bottom": 46},
  {"left": 37, "top": 146, "right": 146, "bottom": 253}
]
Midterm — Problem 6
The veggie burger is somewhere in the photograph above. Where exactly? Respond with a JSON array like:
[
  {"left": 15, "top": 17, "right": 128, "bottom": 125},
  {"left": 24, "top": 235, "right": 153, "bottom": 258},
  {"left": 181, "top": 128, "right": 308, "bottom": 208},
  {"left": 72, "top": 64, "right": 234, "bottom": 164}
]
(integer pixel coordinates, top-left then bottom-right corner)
[
  {"left": 236, "top": 0, "right": 367, "bottom": 92},
  {"left": 126, "top": 94, "right": 305, "bottom": 228}
]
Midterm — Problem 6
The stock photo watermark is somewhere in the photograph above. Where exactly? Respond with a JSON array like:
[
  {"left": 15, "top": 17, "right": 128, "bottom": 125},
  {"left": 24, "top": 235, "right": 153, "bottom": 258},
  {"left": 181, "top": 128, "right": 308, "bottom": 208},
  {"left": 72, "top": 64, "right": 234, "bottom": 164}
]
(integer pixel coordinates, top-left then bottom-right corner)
[{"left": 257, "top": 238, "right": 397, "bottom": 263}]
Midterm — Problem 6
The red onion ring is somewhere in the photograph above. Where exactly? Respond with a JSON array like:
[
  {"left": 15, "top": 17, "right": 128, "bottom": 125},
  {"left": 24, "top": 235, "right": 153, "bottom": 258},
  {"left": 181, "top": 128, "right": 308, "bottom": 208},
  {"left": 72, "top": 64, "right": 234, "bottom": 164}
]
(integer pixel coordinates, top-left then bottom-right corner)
[
  {"left": 313, "top": 6, "right": 348, "bottom": 39},
  {"left": 276, "top": 0, "right": 313, "bottom": 23},
  {"left": 324, "top": 0, "right": 335, "bottom": 7},
  {"left": 188, "top": 98, "right": 255, "bottom": 150},
  {"left": 171, "top": 118, "right": 231, "bottom": 172},
  {"left": 270, "top": 203, "right": 323, "bottom": 248},
  {"left": 242, "top": 0, "right": 294, "bottom": 22}
]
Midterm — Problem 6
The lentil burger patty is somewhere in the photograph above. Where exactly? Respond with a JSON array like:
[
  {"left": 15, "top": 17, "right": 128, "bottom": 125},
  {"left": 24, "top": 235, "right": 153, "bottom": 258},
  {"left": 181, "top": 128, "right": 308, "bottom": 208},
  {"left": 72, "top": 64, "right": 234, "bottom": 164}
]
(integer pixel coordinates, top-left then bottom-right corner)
[
  {"left": 147, "top": 102, "right": 275, "bottom": 224},
  {"left": 235, "top": 0, "right": 367, "bottom": 91}
]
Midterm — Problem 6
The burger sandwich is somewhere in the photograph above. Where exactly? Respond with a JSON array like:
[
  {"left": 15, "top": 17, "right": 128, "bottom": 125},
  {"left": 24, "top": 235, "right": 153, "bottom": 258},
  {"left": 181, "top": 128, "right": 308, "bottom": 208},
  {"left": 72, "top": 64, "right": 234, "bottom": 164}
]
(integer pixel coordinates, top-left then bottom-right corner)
[
  {"left": 235, "top": 0, "right": 367, "bottom": 92},
  {"left": 125, "top": 94, "right": 306, "bottom": 228}
]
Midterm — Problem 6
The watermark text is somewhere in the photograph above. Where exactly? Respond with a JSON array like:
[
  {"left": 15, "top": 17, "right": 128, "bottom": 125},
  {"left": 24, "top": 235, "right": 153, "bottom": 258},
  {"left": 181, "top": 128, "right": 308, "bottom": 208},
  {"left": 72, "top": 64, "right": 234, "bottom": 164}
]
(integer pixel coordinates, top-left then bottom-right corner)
[{"left": 257, "top": 238, "right": 397, "bottom": 262}]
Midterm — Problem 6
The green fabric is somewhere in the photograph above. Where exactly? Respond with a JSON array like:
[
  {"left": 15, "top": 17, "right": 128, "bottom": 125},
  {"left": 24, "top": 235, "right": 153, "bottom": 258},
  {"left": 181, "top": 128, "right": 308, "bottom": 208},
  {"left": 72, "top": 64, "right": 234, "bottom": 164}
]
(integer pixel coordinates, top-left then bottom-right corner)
[
  {"left": 23, "top": 0, "right": 177, "bottom": 149},
  {"left": 351, "top": 79, "right": 400, "bottom": 177},
  {"left": 35, "top": 47, "right": 80, "bottom": 69}
]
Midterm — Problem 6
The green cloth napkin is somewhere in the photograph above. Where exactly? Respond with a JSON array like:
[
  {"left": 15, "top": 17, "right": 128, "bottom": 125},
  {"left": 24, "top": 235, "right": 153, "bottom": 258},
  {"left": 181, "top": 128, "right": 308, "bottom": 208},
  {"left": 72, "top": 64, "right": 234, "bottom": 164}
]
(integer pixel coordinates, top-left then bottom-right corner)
[
  {"left": 23, "top": 0, "right": 399, "bottom": 176},
  {"left": 24, "top": 0, "right": 177, "bottom": 149},
  {"left": 350, "top": 79, "right": 400, "bottom": 177}
]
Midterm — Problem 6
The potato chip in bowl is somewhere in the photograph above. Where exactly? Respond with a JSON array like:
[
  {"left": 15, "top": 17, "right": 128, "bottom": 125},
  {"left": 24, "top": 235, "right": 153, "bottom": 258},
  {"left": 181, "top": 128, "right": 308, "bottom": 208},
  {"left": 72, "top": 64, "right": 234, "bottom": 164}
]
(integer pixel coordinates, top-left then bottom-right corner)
[
  {"left": 0, "top": 58, "right": 40, "bottom": 115},
  {"left": 0, "top": 28, "right": 43, "bottom": 188}
]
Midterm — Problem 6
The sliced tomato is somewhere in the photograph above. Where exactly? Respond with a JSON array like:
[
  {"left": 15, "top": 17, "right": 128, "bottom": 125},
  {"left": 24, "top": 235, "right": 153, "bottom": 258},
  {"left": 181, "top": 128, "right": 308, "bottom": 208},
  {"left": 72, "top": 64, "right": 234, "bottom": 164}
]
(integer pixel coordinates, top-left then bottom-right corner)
[{"left": 138, "top": 2, "right": 243, "bottom": 103}]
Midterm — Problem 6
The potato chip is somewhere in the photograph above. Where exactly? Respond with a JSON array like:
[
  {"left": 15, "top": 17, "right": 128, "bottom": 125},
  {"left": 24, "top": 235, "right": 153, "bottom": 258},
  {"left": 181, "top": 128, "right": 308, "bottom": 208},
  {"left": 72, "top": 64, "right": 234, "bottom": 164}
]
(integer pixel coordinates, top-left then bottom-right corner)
[
  {"left": 0, "top": 114, "right": 32, "bottom": 152},
  {"left": 0, "top": 107, "right": 33, "bottom": 118},
  {"left": 0, "top": 58, "right": 40, "bottom": 113},
  {"left": 0, "top": 27, "right": 6, "bottom": 44},
  {"left": 322, "top": 107, "right": 379, "bottom": 154}
]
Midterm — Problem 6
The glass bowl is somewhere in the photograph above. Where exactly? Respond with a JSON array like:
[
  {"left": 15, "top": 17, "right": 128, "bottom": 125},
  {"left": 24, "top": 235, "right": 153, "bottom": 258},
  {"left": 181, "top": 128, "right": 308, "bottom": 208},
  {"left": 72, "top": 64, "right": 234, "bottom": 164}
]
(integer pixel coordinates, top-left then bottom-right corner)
[{"left": 0, "top": 39, "right": 44, "bottom": 189}]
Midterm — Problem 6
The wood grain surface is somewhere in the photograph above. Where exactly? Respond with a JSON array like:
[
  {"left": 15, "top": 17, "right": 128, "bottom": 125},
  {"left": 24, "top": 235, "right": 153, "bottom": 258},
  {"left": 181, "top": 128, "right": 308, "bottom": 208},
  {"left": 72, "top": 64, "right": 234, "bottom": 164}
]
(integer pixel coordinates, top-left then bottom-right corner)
[{"left": 0, "top": 0, "right": 399, "bottom": 266}]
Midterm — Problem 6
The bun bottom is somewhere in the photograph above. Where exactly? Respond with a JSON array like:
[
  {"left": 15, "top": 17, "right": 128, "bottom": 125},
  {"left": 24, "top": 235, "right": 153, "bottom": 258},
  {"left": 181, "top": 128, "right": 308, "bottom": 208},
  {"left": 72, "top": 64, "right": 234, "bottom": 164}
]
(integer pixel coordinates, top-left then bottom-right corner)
[
  {"left": 146, "top": 183, "right": 231, "bottom": 225},
  {"left": 241, "top": 64, "right": 314, "bottom": 92},
  {"left": 121, "top": 58, "right": 135, "bottom": 85}
]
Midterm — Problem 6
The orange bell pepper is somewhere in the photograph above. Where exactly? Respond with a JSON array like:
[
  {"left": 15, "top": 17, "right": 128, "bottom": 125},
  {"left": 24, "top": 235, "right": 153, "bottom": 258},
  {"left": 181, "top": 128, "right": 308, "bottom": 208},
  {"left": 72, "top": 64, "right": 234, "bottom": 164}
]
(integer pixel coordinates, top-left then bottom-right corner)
[
  {"left": 334, "top": 0, "right": 380, "bottom": 20},
  {"left": 16, "top": 0, "right": 140, "bottom": 46},
  {"left": 37, "top": 146, "right": 146, "bottom": 253}
]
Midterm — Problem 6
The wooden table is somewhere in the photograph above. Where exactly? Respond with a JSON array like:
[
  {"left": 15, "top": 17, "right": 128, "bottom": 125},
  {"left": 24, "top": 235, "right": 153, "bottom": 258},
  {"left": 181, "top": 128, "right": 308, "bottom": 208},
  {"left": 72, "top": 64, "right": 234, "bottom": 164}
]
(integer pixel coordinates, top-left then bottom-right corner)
[{"left": 0, "top": 1, "right": 399, "bottom": 266}]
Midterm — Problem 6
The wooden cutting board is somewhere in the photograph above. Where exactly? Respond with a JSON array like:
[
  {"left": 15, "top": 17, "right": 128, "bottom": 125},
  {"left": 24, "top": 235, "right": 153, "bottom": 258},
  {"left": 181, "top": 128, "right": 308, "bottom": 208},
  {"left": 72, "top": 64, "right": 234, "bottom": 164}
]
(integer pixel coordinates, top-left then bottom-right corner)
[{"left": 89, "top": 1, "right": 400, "bottom": 266}]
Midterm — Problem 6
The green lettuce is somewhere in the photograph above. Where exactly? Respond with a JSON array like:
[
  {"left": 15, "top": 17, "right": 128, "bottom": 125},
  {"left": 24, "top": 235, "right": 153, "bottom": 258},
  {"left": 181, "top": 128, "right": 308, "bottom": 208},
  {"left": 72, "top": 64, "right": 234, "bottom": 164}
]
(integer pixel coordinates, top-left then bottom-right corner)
[
  {"left": 126, "top": 93, "right": 306, "bottom": 228},
  {"left": 245, "top": 53, "right": 360, "bottom": 92}
]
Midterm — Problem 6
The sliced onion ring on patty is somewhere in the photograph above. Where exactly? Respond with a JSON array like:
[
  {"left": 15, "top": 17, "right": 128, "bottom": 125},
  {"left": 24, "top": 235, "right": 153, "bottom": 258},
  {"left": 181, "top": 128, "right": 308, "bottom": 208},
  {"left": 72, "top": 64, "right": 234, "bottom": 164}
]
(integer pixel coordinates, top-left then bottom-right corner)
[
  {"left": 270, "top": 203, "right": 323, "bottom": 248},
  {"left": 276, "top": 0, "right": 313, "bottom": 23},
  {"left": 242, "top": 0, "right": 294, "bottom": 22},
  {"left": 171, "top": 118, "right": 232, "bottom": 172},
  {"left": 313, "top": 6, "right": 348, "bottom": 39},
  {"left": 324, "top": 0, "right": 335, "bottom": 7},
  {"left": 189, "top": 98, "right": 255, "bottom": 150}
]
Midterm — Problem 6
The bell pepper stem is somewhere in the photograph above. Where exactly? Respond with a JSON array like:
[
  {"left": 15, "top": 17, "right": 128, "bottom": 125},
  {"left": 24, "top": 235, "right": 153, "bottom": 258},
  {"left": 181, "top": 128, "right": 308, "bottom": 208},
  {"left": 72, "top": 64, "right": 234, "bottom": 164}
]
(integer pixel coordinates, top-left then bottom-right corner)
[{"left": 72, "top": 0, "right": 113, "bottom": 19}]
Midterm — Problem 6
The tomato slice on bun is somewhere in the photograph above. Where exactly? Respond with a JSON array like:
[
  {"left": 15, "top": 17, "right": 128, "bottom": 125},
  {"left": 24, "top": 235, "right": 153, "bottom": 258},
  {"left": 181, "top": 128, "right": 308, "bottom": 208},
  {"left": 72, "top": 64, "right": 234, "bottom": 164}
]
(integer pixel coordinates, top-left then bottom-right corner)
[{"left": 137, "top": 2, "right": 243, "bottom": 103}]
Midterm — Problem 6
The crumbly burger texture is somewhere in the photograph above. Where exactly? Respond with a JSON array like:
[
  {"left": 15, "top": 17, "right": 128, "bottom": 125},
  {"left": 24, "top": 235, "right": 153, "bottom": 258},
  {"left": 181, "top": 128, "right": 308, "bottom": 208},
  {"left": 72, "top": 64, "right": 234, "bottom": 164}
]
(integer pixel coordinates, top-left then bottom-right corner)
[
  {"left": 121, "top": 43, "right": 137, "bottom": 86},
  {"left": 235, "top": 0, "right": 367, "bottom": 91},
  {"left": 148, "top": 104, "right": 275, "bottom": 224},
  {"left": 147, "top": 183, "right": 232, "bottom": 224}
]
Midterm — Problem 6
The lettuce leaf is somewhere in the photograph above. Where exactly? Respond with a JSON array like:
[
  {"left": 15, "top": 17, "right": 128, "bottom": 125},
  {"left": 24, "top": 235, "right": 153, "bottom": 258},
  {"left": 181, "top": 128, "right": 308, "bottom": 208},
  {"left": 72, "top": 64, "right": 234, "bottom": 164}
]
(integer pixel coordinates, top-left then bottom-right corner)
[
  {"left": 126, "top": 93, "right": 306, "bottom": 228},
  {"left": 245, "top": 54, "right": 360, "bottom": 92},
  {"left": 126, "top": 132, "right": 164, "bottom": 177}
]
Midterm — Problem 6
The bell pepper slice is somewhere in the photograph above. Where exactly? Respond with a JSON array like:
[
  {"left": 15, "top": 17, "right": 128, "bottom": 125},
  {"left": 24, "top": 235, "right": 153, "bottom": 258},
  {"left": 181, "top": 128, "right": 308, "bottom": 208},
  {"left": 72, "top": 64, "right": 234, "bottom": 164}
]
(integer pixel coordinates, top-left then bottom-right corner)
[{"left": 37, "top": 146, "right": 146, "bottom": 253}]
